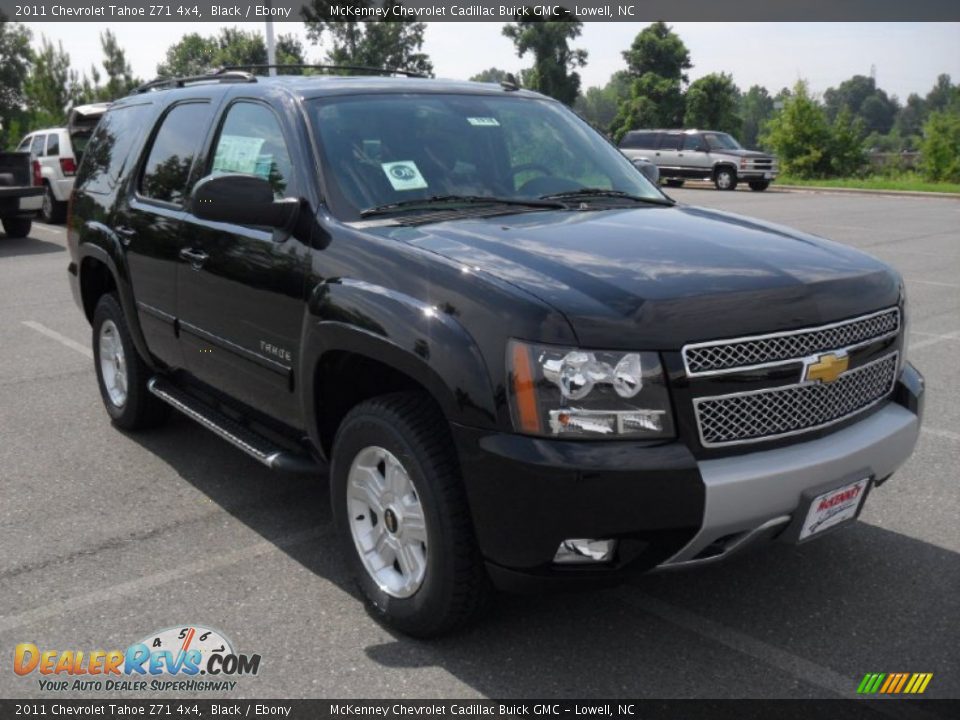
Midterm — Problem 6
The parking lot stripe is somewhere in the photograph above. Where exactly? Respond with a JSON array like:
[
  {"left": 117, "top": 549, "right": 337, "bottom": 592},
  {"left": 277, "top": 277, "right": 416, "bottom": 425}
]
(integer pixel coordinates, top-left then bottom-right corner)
[
  {"left": 905, "top": 277, "right": 960, "bottom": 289},
  {"left": 21, "top": 320, "right": 92, "bottom": 359},
  {"left": 0, "top": 528, "right": 323, "bottom": 635},
  {"left": 911, "top": 330, "right": 960, "bottom": 350},
  {"left": 614, "top": 591, "right": 938, "bottom": 718},
  {"left": 922, "top": 427, "right": 960, "bottom": 442}
]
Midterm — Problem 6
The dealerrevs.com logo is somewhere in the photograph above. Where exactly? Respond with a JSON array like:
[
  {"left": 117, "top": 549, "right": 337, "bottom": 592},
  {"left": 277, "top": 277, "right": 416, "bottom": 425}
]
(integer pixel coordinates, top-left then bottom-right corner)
[{"left": 14, "top": 625, "right": 261, "bottom": 693}]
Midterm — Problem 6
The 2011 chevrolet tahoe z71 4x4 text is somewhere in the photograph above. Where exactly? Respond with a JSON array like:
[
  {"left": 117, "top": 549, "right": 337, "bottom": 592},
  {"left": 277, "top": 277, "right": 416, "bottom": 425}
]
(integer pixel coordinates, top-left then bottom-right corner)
[{"left": 67, "top": 70, "right": 923, "bottom": 637}]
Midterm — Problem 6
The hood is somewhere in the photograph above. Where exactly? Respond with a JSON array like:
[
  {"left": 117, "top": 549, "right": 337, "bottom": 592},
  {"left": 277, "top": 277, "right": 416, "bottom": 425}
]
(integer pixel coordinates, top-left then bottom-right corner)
[{"left": 364, "top": 205, "right": 900, "bottom": 349}]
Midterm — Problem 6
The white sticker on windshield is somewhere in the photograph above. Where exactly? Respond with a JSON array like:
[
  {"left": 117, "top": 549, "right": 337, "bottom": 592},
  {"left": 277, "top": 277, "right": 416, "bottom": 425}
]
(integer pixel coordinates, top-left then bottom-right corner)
[
  {"left": 382, "top": 161, "right": 428, "bottom": 191},
  {"left": 467, "top": 117, "right": 500, "bottom": 127}
]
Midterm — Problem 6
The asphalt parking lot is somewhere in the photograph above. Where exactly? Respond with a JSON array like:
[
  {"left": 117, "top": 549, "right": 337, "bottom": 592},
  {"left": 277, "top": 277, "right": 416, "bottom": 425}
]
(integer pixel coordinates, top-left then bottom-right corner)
[{"left": 1, "top": 187, "right": 958, "bottom": 701}]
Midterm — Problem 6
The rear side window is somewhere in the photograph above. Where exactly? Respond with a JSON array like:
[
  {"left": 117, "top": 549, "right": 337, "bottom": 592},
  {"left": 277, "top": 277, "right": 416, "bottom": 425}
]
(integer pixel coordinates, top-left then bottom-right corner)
[
  {"left": 46, "top": 134, "right": 60, "bottom": 156},
  {"left": 621, "top": 132, "right": 655, "bottom": 150},
  {"left": 76, "top": 103, "right": 154, "bottom": 195},
  {"left": 139, "top": 102, "right": 211, "bottom": 205},
  {"left": 682, "top": 134, "right": 703, "bottom": 151},
  {"left": 657, "top": 134, "right": 682, "bottom": 151},
  {"left": 30, "top": 135, "right": 45, "bottom": 157},
  {"left": 210, "top": 102, "right": 294, "bottom": 199}
]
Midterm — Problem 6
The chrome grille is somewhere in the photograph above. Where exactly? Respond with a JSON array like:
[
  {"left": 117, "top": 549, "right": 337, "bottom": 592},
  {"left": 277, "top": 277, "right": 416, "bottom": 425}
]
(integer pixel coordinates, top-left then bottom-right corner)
[
  {"left": 694, "top": 353, "right": 898, "bottom": 447},
  {"left": 683, "top": 308, "right": 899, "bottom": 376}
]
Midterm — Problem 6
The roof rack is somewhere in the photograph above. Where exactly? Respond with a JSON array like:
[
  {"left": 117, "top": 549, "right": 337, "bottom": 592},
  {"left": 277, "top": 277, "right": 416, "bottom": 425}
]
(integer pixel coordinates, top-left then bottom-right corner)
[
  {"left": 216, "top": 64, "right": 427, "bottom": 79},
  {"left": 131, "top": 70, "right": 256, "bottom": 95}
]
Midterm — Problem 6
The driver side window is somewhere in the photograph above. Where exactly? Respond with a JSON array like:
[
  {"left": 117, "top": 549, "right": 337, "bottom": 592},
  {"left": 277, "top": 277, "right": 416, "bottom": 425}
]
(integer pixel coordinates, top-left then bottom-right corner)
[
  {"left": 210, "top": 102, "right": 294, "bottom": 199},
  {"left": 682, "top": 135, "right": 703, "bottom": 152}
]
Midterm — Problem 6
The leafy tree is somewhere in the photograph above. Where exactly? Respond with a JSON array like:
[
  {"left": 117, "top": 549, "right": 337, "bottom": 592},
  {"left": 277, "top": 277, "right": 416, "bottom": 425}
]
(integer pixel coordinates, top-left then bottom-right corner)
[
  {"left": 99, "top": 29, "right": 139, "bottom": 99},
  {"left": 303, "top": 2, "right": 433, "bottom": 76},
  {"left": 575, "top": 71, "right": 631, "bottom": 132},
  {"left": 925, "top": 73, "right": 958, "bottom": 113},
  {"left": 920, "top": 107, "right": 960, "bottom": 182},
  {"left": 894, "top": 93, "right": 927, "bottom": 141},
  {"left": 823, "top": 75, "right": 897, "bottom": 135},
  {"left": 612, "top": 22, "right": 691, "bottom": 139},
  {"left": 761, "top": 80, "right": 833, "bottom": 178},
  {"left": 23, "top": 36, "right": 75, "bottom": 128},
  {"left": 502, "top": 12, "right": 587, "bottom": 106},
  {"left": 470, "top": 67, "right": 510, "bottom": 84},
  {"left": 0, "top": 17, "right": 32, "bottom": 148},
  {"left": 739, "top": 85, "right": 774, "bottom": 149},
  {"left": 684, "top": 72, "right": 741, "bottom": 135},
  {"left": 158, "top": 28, "right": 306, "bottom": 77},
  {"left": 763, "top": 81, "right": 866, "bottom": 178}
]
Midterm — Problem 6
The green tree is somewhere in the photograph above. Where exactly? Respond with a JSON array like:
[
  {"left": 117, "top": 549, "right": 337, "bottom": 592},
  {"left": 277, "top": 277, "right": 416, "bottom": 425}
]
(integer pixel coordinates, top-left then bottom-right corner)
[
  {"left": 470, "top": 67, "right": 510, "bottom": 84},
  {"left": 99, "top": 29, "right": 139, "bottom": 99},
  {"left": 23, "top": 36, "right": 75, "bottom": 128},
  {"left": 925, "top": 73, "right": 958, "bottom": 113},
  {"left": 575, "top": 71, "right": 631, "bottom": 132},
  {"left": 894, "top": 93, "right": 927, "bottom": 142},
  {"left": 828, "top": 107, "right": 866, "bottom": 176},
  {"left": 920, "top": 107, "right": 960, "bottom": 182},
  {"left": 303, "top": 2, "right": 433, "bottom": 76},
  {"left": 684, "top": 72, "right": 741, "bottom": 135},
  {"left": 158, "top": 28, "right": 306, "bottom": 77},
  {"left": 612, "top": 22, "right": 691, "bottom": 139},
  {"left": 823, "top": 75, "right": 897, "bottom": 135},
  {"left": 761, "top": 80, "right": 833, "bottom": 178},
  {"left": 739, "top": 85, "right": 774, "bottom": 149},
  {"left": 502, "top": 12, "right": 587, "bottom": 106},
  {"left": 0, "top": 17, "right": 32, "bottom": 148}
]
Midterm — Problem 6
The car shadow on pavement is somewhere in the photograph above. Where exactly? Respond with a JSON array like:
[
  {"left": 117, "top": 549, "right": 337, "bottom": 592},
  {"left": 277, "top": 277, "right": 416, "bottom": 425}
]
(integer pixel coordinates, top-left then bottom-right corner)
[
  {"left": 0, "top": 235, "right": 64, "bottom": 258},
  {"left": 124, "top": 413, "right": 959, "bottom": 700}
]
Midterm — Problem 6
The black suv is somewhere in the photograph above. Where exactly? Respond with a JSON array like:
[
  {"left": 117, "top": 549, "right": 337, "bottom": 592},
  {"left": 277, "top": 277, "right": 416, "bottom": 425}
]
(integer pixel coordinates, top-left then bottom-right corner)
[{"left": 67, "top": 70, "right": 923, "bottom": 637}]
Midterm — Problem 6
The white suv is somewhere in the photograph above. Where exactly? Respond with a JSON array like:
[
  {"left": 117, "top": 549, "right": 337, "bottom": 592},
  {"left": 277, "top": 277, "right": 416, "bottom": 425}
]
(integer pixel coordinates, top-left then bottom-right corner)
[{"left": 16, "top": 103, "right": 108, "bottom": 223}]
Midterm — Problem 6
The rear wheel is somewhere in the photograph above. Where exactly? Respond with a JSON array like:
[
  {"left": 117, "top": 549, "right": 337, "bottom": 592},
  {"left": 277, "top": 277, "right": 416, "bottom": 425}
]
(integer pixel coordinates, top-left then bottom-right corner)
[
  {"left": 331, "top": 392, "right": 488, "bottom": 637},
  {"left": 714, "top": 167, "right": 738, "bottom": 191},
  {"left": 92, "top": 293, "right": 168, "bottom": 431},
  {"left": 749, "top": 181, "right": 770, "bottom": 192},
  {"left": 2, "top": 217, "right": 32, "bottom": 238},
  {"left": 41, "top": 184, "right": 66, "bottom": 223},
  {"left": 663, "top": 179, "right": 685, "bottom": 188}
]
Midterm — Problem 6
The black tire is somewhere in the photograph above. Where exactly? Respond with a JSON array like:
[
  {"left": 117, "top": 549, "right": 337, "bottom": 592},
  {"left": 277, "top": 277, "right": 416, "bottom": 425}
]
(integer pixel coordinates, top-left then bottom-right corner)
[
  {"left": 664, "top": 179, "right": 685, "bottom": 188},
  {"left": 331, "top": 392, "right": 489, "bottom": 637},
  {"left": 714, "top": 167, "right": 738, "bottom": 191},
  {"left": 749, "top": 181, "right": 770, "bottom": 192},
  {"left": 40, "top": 184, "right": 66, "bottom": 223},
  {"left": 2, "top": 217, "right": 32, "bottom": 238},
  {"left": 92, "top": 293, "right": 168, "bottom": 431}
]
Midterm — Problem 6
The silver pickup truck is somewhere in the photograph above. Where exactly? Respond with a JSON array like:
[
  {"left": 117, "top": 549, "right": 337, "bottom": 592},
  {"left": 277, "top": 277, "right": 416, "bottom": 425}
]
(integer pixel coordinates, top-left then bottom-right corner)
[{"left": 619, "top": 129, "right": 778, "bottom": 192}]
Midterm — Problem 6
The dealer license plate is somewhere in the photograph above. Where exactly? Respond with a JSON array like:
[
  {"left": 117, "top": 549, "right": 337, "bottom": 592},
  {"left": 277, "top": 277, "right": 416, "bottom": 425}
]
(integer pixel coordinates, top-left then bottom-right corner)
[{"left": 799, "top": 478, "right": 870, "bottom": 540}]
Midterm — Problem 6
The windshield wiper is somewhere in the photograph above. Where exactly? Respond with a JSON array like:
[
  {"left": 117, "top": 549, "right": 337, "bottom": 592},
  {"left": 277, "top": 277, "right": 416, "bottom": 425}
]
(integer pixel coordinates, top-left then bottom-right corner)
[
  {"left": 539, "top": 188, "right": 675, "bottom": 206},
  {"left": 360, "top": 194, "right": 567, "bottom": 218}
]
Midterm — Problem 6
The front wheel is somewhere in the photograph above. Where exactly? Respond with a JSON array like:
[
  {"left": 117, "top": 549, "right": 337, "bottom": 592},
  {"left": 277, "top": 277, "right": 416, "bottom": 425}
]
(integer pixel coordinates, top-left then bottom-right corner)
[
  {"left": 749, "top": 181, "right": 770, "bottom": 192},
  {"left": 714, "top": 167, "right": 738, "bottom": 191},
  {"left": 92, "top": 293, "right": 168, "bottom": 431},
  {"left": 1, "top": 217, "right": 32, "bottom": 238},
  {"left": 331, "top": 392, "right": 488, "bottom": 637}
]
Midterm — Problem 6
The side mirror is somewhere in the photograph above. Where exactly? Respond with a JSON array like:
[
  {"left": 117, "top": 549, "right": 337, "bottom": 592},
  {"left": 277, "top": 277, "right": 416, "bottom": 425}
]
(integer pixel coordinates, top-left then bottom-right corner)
[{"left": 191, "top": 173, "right": 298, "bottom": 229}]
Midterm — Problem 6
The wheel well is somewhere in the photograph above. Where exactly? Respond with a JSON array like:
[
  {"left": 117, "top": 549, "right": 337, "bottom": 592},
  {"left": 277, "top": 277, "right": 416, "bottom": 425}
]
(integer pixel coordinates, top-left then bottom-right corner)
[
  {"left": 79, "top": 258, "right": 116, "bottom": 323},
  {"left": 314, "top": 351, "right": 440, "bottom": 456},
  {"left": 713, "top": 163, "right": 737, "bottom": 177}
]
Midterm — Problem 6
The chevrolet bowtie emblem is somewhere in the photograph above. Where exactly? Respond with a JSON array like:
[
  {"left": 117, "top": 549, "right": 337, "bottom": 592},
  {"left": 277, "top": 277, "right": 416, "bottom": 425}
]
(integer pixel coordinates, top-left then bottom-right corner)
[{"left": 804, "top": 353, "right": 849, "bottom": 384}]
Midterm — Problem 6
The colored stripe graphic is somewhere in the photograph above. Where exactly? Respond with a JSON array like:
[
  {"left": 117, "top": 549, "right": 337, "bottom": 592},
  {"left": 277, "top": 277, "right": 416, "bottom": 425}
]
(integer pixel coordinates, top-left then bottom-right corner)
[{"left": 857, "top": 673, "right": 933, "bottom": 694}]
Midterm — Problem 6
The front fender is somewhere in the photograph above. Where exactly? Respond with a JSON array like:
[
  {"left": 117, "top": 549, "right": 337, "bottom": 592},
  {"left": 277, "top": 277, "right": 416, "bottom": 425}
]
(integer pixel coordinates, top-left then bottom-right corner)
[
  {"left": 77, "top": 222, "right": 155, "bottom": 370},
  {"left": 300, "top": 278, "right": 498, "bottom": 450}
]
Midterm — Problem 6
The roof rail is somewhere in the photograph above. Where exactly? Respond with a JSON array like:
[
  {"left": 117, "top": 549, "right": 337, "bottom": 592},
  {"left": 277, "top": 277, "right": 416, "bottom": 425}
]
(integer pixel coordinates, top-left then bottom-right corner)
[
  {"left": 131, "top": 70, "right": 256, "bottom": 95},
  {"left": 215, "top": 64, "right": 428, "bottom": 79}
]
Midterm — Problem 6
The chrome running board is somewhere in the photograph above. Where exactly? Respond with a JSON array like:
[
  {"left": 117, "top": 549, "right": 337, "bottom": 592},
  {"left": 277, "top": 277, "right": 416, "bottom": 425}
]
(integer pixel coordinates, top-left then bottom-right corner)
[{"left": 147, "top": 376, "right": 322, "bottom": 474}]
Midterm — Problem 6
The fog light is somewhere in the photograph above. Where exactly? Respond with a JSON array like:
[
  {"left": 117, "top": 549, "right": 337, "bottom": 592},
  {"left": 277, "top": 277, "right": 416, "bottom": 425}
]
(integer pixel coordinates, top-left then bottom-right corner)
[{"left": 554, "top": 539, "right": 617, "bottom": 564}]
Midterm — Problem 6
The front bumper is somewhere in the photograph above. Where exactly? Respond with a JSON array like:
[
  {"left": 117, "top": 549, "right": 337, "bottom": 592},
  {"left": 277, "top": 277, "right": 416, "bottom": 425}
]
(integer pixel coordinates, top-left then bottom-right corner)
[
  {"left": 738, "top": 169, "right": 778, "bottom": 181},
  {"left": 453, "top": 365, "right": 923, "bottom": 591}
]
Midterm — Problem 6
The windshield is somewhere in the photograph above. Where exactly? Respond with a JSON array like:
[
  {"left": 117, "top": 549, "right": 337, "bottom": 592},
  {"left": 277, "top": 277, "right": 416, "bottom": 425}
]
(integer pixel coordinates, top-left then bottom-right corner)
[
  {"left": 703, "top": 132, "right": 742, "bottom": 151},
  {"left": 306, "top": 94, "right": 666, "bottom": 220}
]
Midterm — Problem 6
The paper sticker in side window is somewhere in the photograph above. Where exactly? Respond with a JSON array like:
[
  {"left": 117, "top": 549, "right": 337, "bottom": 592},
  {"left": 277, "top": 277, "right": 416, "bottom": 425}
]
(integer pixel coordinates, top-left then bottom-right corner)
[{"left": 213, "top": 135, "right": 266, "bottom": 175}]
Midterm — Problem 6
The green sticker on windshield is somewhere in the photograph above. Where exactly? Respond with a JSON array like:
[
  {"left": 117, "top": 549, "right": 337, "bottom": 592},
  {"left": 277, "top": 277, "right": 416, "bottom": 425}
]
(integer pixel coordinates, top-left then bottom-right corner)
[
  {"left": 382, "top": 161, "right": 428, "bottom": 191},
  {"left": 467, "top": 117, "right": 500, "bottom": 127}
]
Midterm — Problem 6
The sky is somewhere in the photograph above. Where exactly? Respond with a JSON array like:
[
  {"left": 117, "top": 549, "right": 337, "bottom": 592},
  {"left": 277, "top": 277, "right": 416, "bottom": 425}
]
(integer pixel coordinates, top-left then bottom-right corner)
[{"left": 19, "top": 22, "right": 960, "bottom": 100}]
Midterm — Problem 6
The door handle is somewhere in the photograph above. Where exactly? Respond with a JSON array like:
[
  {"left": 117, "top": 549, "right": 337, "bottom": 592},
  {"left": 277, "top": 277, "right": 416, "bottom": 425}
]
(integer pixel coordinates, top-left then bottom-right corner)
[
  {"left": 114, "top": 226, "right": 136, "bottom": 245},
  {"left": 179, "top": 248, "right": 209, "bottom": 269},
  {"left": 655, "top": 152, "right": 660, "bottom": 156},
  {"left": 678, "top": 153, "right": 684, "bottom": 157}
]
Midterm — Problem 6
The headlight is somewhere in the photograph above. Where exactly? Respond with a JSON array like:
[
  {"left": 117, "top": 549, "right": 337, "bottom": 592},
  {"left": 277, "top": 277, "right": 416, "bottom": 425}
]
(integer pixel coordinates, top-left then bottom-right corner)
[{"left": 507, "top": 340, "right": 675, "bottom": 438}]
